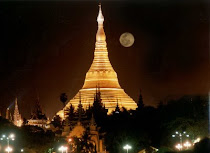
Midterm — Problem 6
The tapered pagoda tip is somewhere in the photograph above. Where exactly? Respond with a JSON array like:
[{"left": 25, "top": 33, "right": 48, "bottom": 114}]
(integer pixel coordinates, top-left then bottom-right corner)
[
  {"left": 97, "top": 3, "right": 104, "bottom": 24},
  {"left": 15, "top": 97, "right": 18, "bottom": 105}
]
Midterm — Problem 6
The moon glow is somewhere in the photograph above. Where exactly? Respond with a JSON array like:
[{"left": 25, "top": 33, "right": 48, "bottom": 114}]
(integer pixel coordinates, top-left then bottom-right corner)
[{"left": 119, "top": 32, "right": 135, "bottom": 47}]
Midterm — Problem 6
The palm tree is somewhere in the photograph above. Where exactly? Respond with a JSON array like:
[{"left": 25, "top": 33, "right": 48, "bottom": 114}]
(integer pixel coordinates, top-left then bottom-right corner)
[
  {"left": 72, "top": 131, "right": 96, "bottom": 153},
  {"left": 60, "top": 93, "right": 68, "bottom": 119},
  {"left": 81, "top": 131, "right": 95, "bottom": 153}
]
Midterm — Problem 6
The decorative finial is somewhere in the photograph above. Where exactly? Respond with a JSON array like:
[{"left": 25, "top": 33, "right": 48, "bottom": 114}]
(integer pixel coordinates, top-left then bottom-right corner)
[
  {"left": 97, "top": 3, "right": 104, "bottom": 25},
  {"left": 96, "top": 3, "right": 106, "bottom": 42},
  {"left": 15, "top": 97, "right": 18, "bottom": 105}
]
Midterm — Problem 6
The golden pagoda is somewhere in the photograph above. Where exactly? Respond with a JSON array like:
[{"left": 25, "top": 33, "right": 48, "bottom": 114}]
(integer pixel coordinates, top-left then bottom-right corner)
[
  {"left": 57, "top": 5, "right": 137, "bottom": 118},
  {"left": 13, "top": 98, "right": 23, "bottom": 127}
]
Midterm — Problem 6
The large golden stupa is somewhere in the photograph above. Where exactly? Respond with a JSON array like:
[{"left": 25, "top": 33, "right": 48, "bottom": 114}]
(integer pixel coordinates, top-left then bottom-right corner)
[{"left": 57, "top": 5, "right": 137, "bottom": 118}]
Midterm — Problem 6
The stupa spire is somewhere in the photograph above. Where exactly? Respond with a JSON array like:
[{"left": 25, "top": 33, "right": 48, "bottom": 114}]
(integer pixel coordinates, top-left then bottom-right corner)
[
  {"left": 83, "top": 4, "right": 120, "bottom": 88},
  {"left": 95, "top": 4, "right": 107, "bottom": 50},
  {"left": 97, "top": 4, "right": 104, "bottom": 25},
  {"left": 13, "top": 98, "right": 23, "bottom": 127},
  {"left": 6, "top": 108, "right": 9, "bottom": 119},
  {"left": 15, "top": 98, "right": 19, "bottom": 114},
  {"left": 57, "top": 5, "right": 137, "bottom": 118}
]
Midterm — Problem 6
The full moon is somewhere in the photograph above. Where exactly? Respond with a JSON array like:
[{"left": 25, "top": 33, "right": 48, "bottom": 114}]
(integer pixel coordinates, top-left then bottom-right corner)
[{"left": 119, "top": 32, "right": 135, "bottom": 47}]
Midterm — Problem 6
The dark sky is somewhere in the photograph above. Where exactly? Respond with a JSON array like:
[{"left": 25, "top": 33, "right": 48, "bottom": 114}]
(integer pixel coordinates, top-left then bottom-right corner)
[{"left": 0, "top": 0, "right": 209, "bottom": 118}]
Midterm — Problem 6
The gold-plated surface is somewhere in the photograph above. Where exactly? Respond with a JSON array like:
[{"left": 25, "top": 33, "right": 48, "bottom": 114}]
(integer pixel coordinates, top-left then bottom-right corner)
[{"left": 57, "top": 5, "right": 137, "bottom": 118}]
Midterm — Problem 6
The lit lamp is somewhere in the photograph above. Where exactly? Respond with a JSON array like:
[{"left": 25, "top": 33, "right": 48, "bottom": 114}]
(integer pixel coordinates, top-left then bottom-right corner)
[
  {"left": 5, "top": 146, "right": 13, "bottom": 153},
  {"left": 1, "top": 134, "right": 15, "bottom": 153},
  {"left": 68, "top": 138, "right": 72, "bottom": 142},
  {"left": 183, "top": 141, "right": 191, "bottom": 149},
  {"left": 175, "top": 143, "right": 183, "bottom": 151},
  {"left": 9, "top": 134, "right": 15, "bottom": 141},
  {"left": 172, "top": 131, "right": 189, "bottom": 150},
  {"left": 123, "top": 144, "right": 131, "bottom": 153},
  {"left": 58, "top": 146, "right": 68, "bottom": 153}
]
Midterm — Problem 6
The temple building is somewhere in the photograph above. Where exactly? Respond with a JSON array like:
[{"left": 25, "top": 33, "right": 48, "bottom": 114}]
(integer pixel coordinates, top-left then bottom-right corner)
[
  {"left": 13, "top": 98, "right": 23, "bottom": 127},
  {"left": 6, "top": 108, "right": 9, "bottom": 120},
  {"left": 5, "top": 107, "right": 13, "bottom": 121},
  {"left": 27, "top": 98, "right": 49, "bottom": 129},
  {"left": 57, "top": 5, "right": 137, "bottom": 118},
  {"left": 61, "top": 90, "right": 106, "bottom": 153}
]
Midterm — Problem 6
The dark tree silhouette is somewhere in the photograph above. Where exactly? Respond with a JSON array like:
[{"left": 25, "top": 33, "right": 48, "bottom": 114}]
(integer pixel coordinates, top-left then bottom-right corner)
[
  {"left": 71, "top": 130, "right": 95, "bottom": 153},
  {"left": 60, "top": 93, "right": 68, "bottom": 107},
  {"left": 60, "top": 93, "right": 68, "bottom": 119},
  {"left": 194, "top": 137, "right": 210, "bottom": 153},
  {"left": 51, "top": 115, "right": 62, "bottom": 128},
  {"left": 137, "top": 90, "right": 144, "bottom": 110},
  {"left": 92, "top": 87, "right": 107, "bottom": 126},
  {"left": 67, "top": 104, "right": 75, "bottom": 121}
]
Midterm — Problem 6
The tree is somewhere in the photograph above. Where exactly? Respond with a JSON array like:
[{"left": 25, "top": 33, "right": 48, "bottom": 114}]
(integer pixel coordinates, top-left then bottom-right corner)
[
  {"left": 60, "top": 93, "right": 68, "bottom": 119},
  {"left": 67, "top": 104, "right": 75, "bottom": 121},
  {"left": 137, "top": 91, "right": 144, "bottom": 110},
  {"left": 81, "top": 131, "right": 95, "bottom": 153},
  {"left": 51, "top": 115, "right": 62, "bottom": 128},
  {"left": 20, "top": 126, "right": 55, "bottom": 153},
  {"left": 92, "top": 87, "right": 107, "bottom": 126},
  {"left": 60, "top": 93, "right": 68, "bottom": 107},
  {"left": 194, "top": 137, "right": 210, "bottom": 153},
  {"left": 71, "top": 130, "right": 95, "bottom": 153}
]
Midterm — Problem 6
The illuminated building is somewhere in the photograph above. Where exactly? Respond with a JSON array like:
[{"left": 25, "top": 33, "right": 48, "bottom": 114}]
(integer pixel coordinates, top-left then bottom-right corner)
[
  {"left": 6, "top": 108, "right": 9, "bottom": 120},
  {"left": 57, "top": 5, "right": 137, "bottom": 118},
  {"left": 61, "top": 97, "right": 106, "bottom": 153},
  {"left": 13, "top": 98, "right": 23, "bottom": 127},
  {"left": 27, "top": 98, "right": 49, "bottom": 129}
]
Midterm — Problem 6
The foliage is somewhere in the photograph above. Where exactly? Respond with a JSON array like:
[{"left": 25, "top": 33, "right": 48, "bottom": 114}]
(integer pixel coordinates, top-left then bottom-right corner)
[
  {"left": 101, "top": 95, "right": 208, "bottom": 152},
  {"left": 51, "top": 115, "right": 62, "bottom": 128},
  {"left": 1, "top": 94, "right": 208, "bottom": 153},
  {"left": 71, "top": 130, "right": 96, "bottom": 153},
  {"left": 0, "top": 118, "right": 55, "bottom": 153},
  {"left": 54, "top": 95, "right": 209, "bottom": 152},
  {"left": 137, "top": 91, "right": 144, "bottom": 110},
  {"left": 157, "top": 147, "right": 174, "bottom": 153},
  {"left": 19, "top": 126, "right": 55, "bottom": 153},
  {"left": 67, "top": 104, "right": 75, "bottom": 121},
  {"left": 193, "top": 137, "right": 210, "bottom": 153},
  {"left": 60, "top": 93, "right": 68, "bottom": 106}
]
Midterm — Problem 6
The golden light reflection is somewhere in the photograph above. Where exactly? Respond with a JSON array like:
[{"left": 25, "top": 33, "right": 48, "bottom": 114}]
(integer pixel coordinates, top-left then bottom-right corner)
[{"left": 57, "top": 5, "right": 137, "bottom": 118}]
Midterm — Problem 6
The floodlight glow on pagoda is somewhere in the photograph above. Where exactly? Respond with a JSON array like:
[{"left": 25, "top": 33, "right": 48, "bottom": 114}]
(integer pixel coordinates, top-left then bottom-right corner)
[
  {"left": 57, "top": 4, "right": 137, "bottom": 118},
  {"left": 13, "top": 98, "right": 23, "bottom": 127},
  {"left": 193, "top": 137, "right": 201, "bottom": 144}
]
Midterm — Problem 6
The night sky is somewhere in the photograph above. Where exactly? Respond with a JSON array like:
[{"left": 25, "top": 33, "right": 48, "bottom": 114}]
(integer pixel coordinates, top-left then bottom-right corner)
[{"left": 0, "top": 0, "right": 209, "bottom": 118}]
